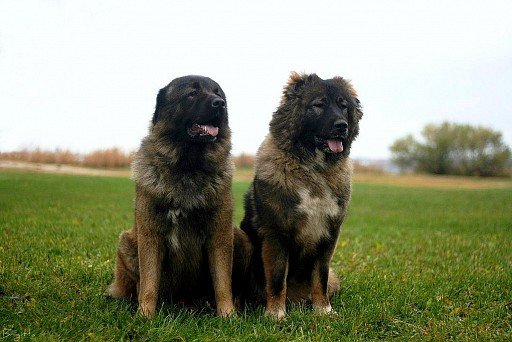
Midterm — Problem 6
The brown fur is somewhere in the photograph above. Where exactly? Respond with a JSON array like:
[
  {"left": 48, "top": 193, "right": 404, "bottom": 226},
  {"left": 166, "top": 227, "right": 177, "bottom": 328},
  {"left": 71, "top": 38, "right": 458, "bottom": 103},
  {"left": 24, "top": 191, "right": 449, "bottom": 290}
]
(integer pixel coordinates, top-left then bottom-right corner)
[
  {"left": 241, "top": 72, "right": 363, "bottom": 318},
  {"left": 108, "top": 76, "right": 247, "bottom": 318}
]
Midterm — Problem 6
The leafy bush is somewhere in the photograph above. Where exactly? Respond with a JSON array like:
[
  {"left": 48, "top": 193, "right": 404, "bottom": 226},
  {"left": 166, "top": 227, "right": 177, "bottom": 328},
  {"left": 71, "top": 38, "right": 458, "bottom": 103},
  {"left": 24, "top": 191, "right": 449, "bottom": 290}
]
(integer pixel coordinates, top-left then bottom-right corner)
[{"left": 390, "top": 122, "right": 511, "bottom": 176}]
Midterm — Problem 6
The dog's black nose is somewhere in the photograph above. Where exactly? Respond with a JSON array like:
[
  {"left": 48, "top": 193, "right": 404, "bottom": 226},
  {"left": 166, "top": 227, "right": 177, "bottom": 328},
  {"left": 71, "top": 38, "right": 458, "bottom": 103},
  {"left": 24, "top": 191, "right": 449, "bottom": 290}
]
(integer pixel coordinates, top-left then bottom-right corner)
[
  {"left": 334, "top": 119, "right": 348, "bottom": 133},
  {"left": 212, "top": 98, "right": 225, "bottom": 108}
]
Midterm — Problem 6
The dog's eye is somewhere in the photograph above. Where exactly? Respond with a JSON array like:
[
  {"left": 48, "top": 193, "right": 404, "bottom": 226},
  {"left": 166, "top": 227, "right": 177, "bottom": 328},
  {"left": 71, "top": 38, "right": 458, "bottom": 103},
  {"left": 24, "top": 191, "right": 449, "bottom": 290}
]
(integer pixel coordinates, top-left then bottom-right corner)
[
  {"left": 188, "top": 90, "right": 198, "bottom": 97},
  {"left": 338, "top": 97, "right": 347, "bottom": 108},
  {"left": 214, "top": 89, "right": 222, "bottom": 97},
  {"left": 311, "top": 102, "right": 324, "bottom": 109}
]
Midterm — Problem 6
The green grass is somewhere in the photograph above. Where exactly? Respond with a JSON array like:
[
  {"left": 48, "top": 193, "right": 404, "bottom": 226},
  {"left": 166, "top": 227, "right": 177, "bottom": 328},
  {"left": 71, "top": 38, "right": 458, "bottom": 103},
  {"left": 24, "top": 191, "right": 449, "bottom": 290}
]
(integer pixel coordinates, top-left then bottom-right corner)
[{"left": 1, "top": 170, "right": 511, "bottom": 340}]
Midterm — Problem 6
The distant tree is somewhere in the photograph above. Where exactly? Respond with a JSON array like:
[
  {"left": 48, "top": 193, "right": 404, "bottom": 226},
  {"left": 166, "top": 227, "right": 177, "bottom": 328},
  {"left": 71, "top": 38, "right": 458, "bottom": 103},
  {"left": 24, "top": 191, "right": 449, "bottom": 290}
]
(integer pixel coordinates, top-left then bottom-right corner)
[
  {"left": 390, "top": 122, "right": 511, "bottom": 177},
  {"left": 389, "top": 134, "right": 419, "bottom": 172}
]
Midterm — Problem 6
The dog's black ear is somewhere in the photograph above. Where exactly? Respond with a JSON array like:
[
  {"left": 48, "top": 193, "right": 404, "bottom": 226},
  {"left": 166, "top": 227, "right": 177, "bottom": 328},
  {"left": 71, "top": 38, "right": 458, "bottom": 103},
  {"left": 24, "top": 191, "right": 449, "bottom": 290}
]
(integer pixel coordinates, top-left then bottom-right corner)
[
  {"left": 283, "top": 72, "right": 319, "bottom": 99},
  {"left": 346, "top": 82, "right": 363, "bottom": 121},
  {"left": 152, "top": 88, "right": 167, "bottom": 125},
  {"left": 334, "top": 76, "right": 363, "bottom": 121},
  {"left": 353, "top": 97, "right": 363, "bottom": 120}
]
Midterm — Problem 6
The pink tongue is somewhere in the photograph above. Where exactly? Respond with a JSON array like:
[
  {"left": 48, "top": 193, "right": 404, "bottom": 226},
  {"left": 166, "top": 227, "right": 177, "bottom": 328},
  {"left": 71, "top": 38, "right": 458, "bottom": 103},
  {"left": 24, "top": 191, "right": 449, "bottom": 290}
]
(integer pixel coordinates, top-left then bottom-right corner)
[
  {"left": 204, "top": 125, "right": 219, "bottom": 137},
  {"left": 327, "top": 140, "right": 343, "bottom": 153}
]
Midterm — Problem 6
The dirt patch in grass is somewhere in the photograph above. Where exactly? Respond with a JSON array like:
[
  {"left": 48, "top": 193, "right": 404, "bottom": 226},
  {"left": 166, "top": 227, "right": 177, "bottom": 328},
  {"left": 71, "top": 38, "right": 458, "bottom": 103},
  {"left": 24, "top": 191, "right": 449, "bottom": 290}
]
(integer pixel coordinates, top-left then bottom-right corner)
[
  {"left": 0, "top": 160, "right": 131, "bottom": 178},
  {"left": 236, "top": 167, "right": 512, "bottom": 189},
  {"left": 2, "top": 160, "right": 510, "bottom": 189},
  {"left": 354, "top": 173, "right": 512, "bottom": 189}
]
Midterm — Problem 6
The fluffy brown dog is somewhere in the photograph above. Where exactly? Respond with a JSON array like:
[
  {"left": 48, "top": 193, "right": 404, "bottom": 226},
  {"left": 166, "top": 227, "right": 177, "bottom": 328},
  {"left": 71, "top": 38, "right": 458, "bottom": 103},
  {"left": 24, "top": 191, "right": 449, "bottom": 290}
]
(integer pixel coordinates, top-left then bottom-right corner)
[
  {"left": 240, "top": 72, "right": 363, "bottom": 319},
  {"left": 108, "top": 75, "right": 251, "bottom": 318}
]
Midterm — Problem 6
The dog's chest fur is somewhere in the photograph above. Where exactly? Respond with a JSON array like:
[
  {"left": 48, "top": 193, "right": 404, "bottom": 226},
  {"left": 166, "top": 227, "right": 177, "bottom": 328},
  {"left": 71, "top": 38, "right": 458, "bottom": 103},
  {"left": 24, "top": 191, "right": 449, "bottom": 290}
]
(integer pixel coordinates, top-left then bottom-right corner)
[
  {"left": 254, "top": 136, "right": 352, "bottom": 252},
  {"left": 132, "top": 136, "right": 233, "bottom": 212},
  {"left": 132, "top": 138, "right": 232, "bottom": 279},
  {"left": 294, "top": 178, "right": 340, "bottom": 251},
  {"left": 165, "top": 208, "right": 188, "bottom": 251},
  {"left": 154, "top": 191, "right": 211, "bottom": 287}
]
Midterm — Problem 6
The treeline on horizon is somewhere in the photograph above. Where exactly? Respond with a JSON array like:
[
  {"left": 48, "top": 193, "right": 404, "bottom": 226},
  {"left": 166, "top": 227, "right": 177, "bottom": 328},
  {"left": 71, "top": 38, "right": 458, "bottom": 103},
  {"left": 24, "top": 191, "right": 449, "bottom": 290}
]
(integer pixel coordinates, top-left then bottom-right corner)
[
  {"left": 0, "top": 148, "right": 258, "bottom": 169},
  {"left": 0, "top": 148, "right": 386, "bottom": 173}
]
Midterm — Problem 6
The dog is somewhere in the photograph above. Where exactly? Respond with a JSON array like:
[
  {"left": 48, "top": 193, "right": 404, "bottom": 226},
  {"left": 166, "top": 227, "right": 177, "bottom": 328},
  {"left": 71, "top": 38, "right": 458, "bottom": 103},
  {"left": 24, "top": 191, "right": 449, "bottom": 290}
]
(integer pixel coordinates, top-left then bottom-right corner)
[
  {"left": 240, "top": 72, "right": 363, "bottom": 319},
  {"left": 108, "top": 75, "right": 251, "bottom": 318}
]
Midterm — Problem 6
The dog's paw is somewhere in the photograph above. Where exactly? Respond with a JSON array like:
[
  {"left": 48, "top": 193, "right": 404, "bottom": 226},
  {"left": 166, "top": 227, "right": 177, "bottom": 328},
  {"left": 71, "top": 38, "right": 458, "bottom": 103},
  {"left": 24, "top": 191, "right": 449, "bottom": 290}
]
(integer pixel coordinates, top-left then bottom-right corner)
[
  {"left": 216, "top": 303, "right": 235, "bottom": 318},
  {"left": 265, "top": 307, "right": 286, "bottom": 320},
  {"left": 107, "top": 283, "right": 124, "bottom": 299},
  {"left": 313, "top": 304, "right": 336, "bottom": 316},
  {"left": 138, "top": 304, "right": 155, "bottom": 319}
]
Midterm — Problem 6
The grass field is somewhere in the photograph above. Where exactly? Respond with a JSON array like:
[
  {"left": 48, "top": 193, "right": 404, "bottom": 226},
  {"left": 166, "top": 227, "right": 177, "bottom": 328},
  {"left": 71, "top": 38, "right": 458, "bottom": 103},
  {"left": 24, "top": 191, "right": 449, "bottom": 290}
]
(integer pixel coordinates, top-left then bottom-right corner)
[{"left": 1, "top": 170, "right": 511, "bottom": 340}]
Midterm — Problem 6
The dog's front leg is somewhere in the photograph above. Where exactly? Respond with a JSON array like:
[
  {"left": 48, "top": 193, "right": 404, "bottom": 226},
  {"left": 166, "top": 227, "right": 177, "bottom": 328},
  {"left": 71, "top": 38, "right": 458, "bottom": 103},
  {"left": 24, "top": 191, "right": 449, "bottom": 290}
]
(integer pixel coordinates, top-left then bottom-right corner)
[
  {"left": 137, "top": 232, "right": 164, "bottom": 318},
  {"left": 311, "top": 239, "right": 337, "bottom": 314},
  {"left": 262, "top": 236, "right": 289, "bottom": 319},
  {"left": 207, "top": 200, "right": 234, "bottom": 317}
]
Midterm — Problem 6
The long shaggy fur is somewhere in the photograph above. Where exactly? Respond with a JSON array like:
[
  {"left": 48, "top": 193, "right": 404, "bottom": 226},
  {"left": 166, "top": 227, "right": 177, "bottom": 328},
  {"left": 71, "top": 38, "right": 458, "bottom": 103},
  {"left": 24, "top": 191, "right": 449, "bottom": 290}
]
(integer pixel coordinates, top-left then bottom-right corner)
[
  {"left": 241, "top": 72, "right": 363, "bottom": 318},
  {"left": 108, "top": 75, "right": 249, "bottom": 318}
]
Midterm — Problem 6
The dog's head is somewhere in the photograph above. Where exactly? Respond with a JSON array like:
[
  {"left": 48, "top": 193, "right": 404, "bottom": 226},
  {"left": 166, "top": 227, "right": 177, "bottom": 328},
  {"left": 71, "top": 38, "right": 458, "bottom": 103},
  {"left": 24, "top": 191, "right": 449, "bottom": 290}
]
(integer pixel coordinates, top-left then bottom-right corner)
[
  {"left": 152, "top": 75, "right": 229, "bottom": 143},
  {"left": 270, "top": 72, "right": 363, "bottom": 159}
]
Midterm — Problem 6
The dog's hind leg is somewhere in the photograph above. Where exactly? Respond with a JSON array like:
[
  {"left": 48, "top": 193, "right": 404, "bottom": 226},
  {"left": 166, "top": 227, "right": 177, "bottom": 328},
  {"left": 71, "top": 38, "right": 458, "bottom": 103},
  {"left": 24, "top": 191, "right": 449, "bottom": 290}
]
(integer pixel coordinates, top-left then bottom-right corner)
[
  {"left": 327, "top": 267, "right": 340, "bottom": 299},
  {"left": 108, "top": 229, "right": 139, "bottom": 300},
  {"left": 287, "top": 267, "right": 340, "bottom": 303},
  {"left": 232, "top": 228, "right": 253, "bottom": 309}
]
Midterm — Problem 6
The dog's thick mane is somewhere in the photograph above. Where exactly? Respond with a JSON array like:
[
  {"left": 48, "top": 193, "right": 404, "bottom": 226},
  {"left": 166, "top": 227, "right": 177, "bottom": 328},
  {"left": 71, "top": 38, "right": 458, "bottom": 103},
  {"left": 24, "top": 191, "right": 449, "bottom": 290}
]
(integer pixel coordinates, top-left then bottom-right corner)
[
  {"left": 132, "top": 128, "right": 233, "bottom": 209},
  {"left": 255, "top": 134, "right": 353, "bottom": 195}
]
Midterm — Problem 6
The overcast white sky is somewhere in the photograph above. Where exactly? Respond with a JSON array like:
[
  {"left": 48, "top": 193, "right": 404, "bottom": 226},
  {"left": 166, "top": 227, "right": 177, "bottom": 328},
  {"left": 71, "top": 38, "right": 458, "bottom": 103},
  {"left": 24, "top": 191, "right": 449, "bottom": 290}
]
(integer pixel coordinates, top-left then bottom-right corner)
[{"left": 1, "top": 0, "right": 511, "bottom": 159}]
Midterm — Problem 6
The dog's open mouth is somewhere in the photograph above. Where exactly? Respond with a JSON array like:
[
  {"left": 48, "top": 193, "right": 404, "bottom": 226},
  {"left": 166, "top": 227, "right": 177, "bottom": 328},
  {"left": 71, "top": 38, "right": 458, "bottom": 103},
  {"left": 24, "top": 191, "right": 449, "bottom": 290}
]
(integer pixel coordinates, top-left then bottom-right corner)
[
  {"left": 315, "top": 136, "right": 344, "bottom": 154},
  {"left": 187, "top": 124, "right": 219, "bottom": 140}
]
